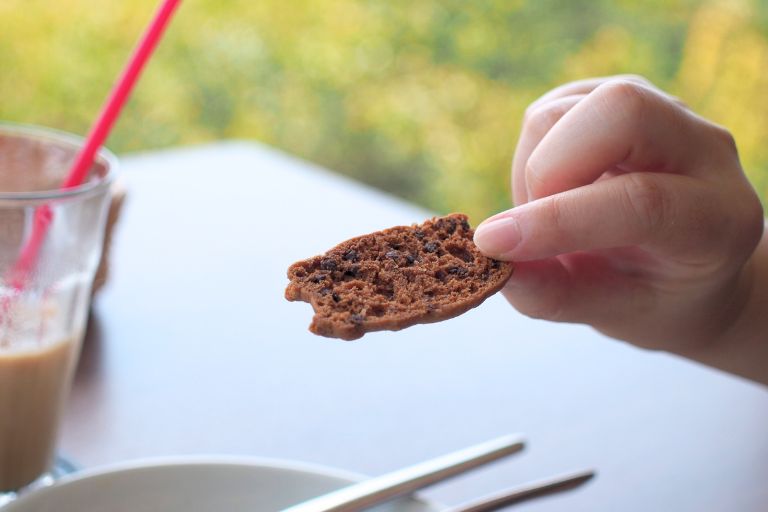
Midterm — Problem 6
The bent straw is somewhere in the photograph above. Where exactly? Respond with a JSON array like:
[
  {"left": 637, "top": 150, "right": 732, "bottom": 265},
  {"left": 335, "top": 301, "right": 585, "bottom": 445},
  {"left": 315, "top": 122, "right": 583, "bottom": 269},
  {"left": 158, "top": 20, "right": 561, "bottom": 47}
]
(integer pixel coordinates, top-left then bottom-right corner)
[{"left": 7, "top": 0, "right": 182, "bottom": 290}]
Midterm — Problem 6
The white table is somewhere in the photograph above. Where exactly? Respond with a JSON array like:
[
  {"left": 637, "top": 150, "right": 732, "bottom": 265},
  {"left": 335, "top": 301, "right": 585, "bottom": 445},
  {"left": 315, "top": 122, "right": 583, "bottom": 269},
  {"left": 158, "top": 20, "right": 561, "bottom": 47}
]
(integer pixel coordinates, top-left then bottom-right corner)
[{"left": 63, "top": 142, "right": 768, "bottom": 511}]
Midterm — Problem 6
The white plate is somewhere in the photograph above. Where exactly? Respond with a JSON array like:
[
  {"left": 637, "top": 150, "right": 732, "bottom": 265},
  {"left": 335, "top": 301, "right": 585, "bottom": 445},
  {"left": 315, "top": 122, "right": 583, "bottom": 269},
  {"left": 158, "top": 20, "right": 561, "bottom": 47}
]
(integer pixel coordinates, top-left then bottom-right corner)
[{"left": 4, "top": 457, "right": 442, "bottom": 512}]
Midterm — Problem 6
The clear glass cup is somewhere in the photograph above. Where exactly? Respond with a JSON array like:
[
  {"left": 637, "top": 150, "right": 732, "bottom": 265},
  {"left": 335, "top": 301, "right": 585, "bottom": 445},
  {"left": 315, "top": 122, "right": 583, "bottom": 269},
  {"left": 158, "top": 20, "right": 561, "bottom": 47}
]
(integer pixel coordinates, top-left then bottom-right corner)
[{"left": 0, "top": 124, "right": 116, "bottom": 502}]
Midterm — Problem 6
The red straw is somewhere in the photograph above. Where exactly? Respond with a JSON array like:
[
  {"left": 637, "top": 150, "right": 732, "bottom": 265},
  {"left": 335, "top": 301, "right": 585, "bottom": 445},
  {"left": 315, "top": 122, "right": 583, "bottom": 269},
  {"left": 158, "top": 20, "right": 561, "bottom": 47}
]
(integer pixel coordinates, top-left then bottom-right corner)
[
  {"left": 8, "top": 0, "right": 182, "bottom": 289},
  {"left": 63, "top": 0, "right": 182, "bottom": 189}
]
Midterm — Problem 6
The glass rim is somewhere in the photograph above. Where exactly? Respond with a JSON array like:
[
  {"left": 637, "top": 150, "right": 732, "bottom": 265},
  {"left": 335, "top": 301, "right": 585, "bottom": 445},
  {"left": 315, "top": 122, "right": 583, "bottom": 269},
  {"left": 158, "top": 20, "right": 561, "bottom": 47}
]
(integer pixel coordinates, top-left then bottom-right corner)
[{"left": 0, "top": 122, "right": 118, "bottom": 202}]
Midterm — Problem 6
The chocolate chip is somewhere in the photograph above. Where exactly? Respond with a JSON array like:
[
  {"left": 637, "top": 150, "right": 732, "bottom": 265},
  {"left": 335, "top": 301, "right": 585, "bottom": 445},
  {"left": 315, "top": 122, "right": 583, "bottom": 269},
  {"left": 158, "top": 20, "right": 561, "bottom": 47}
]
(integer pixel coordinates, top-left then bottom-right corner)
[
  {"left": 344, "top": 266, "right": 359, "bottom": 278},
  {"left": 445, "top": 218, "right": 457, "bottom": 234},
  {"left": 332, "top": 292, "right": 340, "bottom": 302},
  {"left": 385, "top": 250, "right": 400, "bottom": 260},
  {"left": 350, "top": 314, "right": 364, "bottom": 324},
  {"left": 405, "top": 254, "right": 417, "bottom": 265},
  {"left": 424, "top": 242, "right": 438, "bottom": 253},
  {"left": 460, "top": 219, "right": 470, "bottom": 231},
  {"left": 320, "top": 287, "right": 331, "bottom": 296},
  {"left": 414, "top": 230, "right": 425, "bottom": 240},
  {"left": 447, "top": 266, "right": 468, "bottom": 277},
  {"left": 491, "top": 260, "right": 501, "bottom": 269},
  {"left": 310, "top": 274, "right": 326, "bottom": 283},
  {"left": 435, "top": 269, "right": 446, "bottom": 280},
  {"left": 369, "top": 304, "right": 387, "bottom": 316},
  {"left": 320, "top": 258, "right": 337, "bottom": 271},
  {"left": 447, "top": 245, "right": 472, "bottom": 262},
  {"left": 342, "top": 250, "right": 359, "bottom": 262}
]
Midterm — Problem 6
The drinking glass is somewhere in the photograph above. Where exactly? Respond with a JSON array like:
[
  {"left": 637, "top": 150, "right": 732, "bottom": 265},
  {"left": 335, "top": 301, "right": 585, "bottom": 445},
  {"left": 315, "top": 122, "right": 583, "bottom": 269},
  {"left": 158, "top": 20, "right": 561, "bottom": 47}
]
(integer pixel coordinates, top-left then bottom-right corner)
[{"left": 0, "top": 124, "right": 116, "bottom": 503}]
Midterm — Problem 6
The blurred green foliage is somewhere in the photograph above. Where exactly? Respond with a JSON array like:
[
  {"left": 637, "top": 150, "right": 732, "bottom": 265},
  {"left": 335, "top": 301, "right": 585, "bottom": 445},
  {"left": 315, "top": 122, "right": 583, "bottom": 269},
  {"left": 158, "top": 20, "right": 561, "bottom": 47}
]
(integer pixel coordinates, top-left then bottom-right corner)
[{"left": 2, "top": 0, "right": 767, "bottom": 222}]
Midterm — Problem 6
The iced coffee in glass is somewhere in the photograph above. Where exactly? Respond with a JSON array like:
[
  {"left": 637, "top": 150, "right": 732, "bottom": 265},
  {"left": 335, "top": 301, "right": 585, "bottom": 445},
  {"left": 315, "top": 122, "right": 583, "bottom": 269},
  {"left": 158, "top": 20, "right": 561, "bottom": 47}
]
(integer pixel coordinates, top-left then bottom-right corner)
[{"left": 0, "top": 124, "right": 116, "bottom": 500}]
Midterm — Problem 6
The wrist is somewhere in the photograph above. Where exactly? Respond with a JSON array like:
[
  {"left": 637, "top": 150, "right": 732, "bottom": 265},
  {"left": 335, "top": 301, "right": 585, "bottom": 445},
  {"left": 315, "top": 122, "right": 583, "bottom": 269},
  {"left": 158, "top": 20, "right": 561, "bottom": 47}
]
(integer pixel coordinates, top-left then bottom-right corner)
[
  {"left": 678, "top": 224, "right": 768, "bottom": 384},
  {"left": 712, "top": 256, "right": 758, "bottom": 346}
]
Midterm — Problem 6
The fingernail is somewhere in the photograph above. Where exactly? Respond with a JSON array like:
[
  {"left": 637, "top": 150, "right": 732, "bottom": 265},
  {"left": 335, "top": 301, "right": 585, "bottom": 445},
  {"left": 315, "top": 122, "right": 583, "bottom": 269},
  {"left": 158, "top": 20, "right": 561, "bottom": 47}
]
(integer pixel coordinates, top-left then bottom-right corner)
[{"left": 473, "top": 214, "right": 521, "bottom": 258}]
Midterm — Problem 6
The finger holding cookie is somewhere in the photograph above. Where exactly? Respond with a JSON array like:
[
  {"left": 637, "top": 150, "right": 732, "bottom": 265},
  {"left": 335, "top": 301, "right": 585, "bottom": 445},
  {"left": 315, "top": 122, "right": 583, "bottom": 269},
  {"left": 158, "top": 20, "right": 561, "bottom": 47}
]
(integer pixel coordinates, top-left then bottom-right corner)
[{"left": 475, "top": 75, "right": 768, "bottom": 384}]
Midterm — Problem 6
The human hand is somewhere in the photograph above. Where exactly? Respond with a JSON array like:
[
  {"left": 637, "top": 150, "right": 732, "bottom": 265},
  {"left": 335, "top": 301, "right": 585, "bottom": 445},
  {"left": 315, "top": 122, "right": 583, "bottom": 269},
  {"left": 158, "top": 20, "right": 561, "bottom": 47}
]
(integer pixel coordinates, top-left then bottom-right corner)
[{"left": 473, "top": 76, "right": 764, "bottom": 355}]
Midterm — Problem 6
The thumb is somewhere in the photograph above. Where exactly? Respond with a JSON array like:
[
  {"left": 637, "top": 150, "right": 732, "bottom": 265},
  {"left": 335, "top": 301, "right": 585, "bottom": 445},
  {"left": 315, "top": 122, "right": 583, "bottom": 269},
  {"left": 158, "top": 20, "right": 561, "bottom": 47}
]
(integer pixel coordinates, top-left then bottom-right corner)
[{"left": 474, "top": 172, "right": 723, "bottom": 262}]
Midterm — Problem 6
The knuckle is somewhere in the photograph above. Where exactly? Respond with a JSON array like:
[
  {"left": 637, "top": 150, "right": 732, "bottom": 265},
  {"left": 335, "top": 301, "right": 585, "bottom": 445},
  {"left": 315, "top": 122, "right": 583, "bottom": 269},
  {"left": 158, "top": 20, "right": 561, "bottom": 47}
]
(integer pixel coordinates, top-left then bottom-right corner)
[
  {"left": 545, "top": 194, "right": 569, "bottom": 231},
  {"left": 668, "top": 93, "right": 689, "bottom": 110},
  {"left": 594, "top": 79, "right": 649, "bottom": 118},
  {"left": 621, "top": 174, "right": 668, "bottom": 237},
  {"left": 534, "top": 193, "right": 572, "bottom": 235},
  {"left": 616, "top": 73, "right": 653, "bottom": 87},
  {"left": 708, "top": 122, "right": 738, "bottom": 155},
  {"left": 522, "top": 102, "right": 569, "bottom": 137},
  {"left": 524, "top": 160, "right": 546, "bottom": 198}
]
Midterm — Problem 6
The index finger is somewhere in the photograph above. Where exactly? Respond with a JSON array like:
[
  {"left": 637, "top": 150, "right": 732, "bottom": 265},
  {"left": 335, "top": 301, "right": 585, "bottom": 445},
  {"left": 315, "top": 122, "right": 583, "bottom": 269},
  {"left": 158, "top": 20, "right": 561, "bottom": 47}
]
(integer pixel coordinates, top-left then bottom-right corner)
[
  {"left": 525, "top": 80, "right": 723, "bottom": 201},
  {"left": 526, "top": 75, "right": 684, "bottom": 114}
]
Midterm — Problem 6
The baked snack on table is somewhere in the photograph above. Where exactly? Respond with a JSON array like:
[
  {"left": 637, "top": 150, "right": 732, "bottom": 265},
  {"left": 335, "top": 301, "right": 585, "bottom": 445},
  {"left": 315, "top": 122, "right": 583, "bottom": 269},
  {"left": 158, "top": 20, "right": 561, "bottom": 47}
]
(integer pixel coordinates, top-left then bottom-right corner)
[
  {"left": 286, "top": 213, "right": 514, "bottom": 340},
  {"left": 92, "top": 180, "right": 127, "bottom": 295}
]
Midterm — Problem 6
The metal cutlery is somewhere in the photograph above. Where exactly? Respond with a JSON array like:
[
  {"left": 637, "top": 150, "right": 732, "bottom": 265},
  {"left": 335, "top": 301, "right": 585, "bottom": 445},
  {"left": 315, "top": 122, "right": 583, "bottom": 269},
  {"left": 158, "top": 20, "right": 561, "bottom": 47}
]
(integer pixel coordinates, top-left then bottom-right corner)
[
  {"left": 444, "top": 469, "right": 595, "bottom": 512},
  {"left": 280, "top": 435, "right": 526, "bottom": 512}
]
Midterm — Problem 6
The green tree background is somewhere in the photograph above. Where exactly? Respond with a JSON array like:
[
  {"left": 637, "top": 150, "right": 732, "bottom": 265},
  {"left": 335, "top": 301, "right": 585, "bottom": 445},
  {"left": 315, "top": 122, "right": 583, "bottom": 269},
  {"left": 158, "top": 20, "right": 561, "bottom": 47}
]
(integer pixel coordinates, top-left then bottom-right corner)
[{"left": 2, "top": 0, "right": 767, "bottom": 222}]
